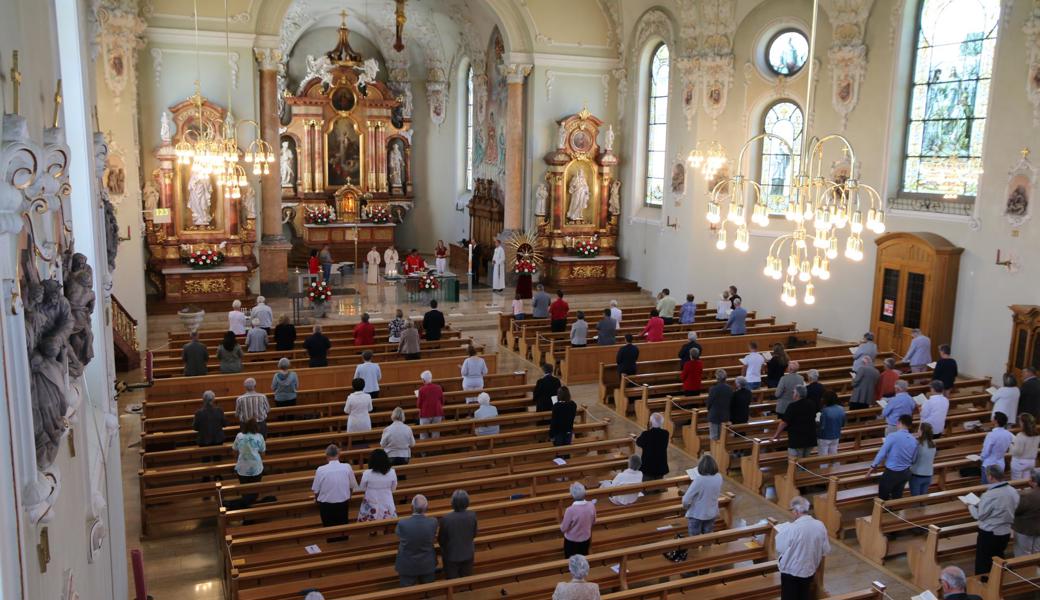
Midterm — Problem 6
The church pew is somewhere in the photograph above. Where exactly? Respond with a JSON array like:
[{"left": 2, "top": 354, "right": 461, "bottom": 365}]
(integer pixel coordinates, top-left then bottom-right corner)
[
  {"left": 143, "top": 370, "right": 524, "bottom": 422},
  {"left": 601, "top": 574, "right": 889, "bottom": 600},
  {"left": 168, "top": 318, "right": 428, "bottom": 344},
  {"left": 562, "top": 326, "right": 818, "bottom": 384},
  {"left": 237, "top": 520, "right": 776, "bottom": 600},
  {"left": 968, "top": 553, "right": 1040, "bottom": 600},
  {"left": 602, "top": 343, "right": 856, "bottom": 406},
  {"left": 145, "top": 353, "right": 499, "bottom": 401},
  {"left": 499, "top": 302, "right": 660, "bottom": 347},
  {"left": 151, "top": 343, "right": 481, "bottom": 379},
  {"left": 154, "top": 327, "right": 461, "bottom": 359},
  {"left": 508, "top": 304, "right": 687, "bottom": 355}
]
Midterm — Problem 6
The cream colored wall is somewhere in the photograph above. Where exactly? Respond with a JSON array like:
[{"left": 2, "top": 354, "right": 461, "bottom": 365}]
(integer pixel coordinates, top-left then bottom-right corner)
[{"left": 616, "top": 0, "right": 1039, "bottom": 381}]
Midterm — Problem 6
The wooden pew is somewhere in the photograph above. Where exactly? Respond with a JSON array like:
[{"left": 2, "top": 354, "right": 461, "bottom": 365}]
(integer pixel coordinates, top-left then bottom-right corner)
[
  {"left": 968, "top": 551, "right": 1040, "bottom": 599},
  {"left": 602, "top": 578, "right": 888, "bottom": 600},
  {"left": 499, "top": 303, "right": 659, "bottom": 347},
  {"left": 168, "top": 319, "right": 426, "bottom": 344},
  {"left": 154, "top": 328, "right": 461, "bottom": 360}
]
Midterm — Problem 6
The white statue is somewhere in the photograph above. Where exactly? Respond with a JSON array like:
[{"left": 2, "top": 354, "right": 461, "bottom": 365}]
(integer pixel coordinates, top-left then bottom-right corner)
[
  {"left": 242, "top": 186, "right": 257, "bottom": 219},
  {"left": 567, "top": 169, "right": 590, "bottom": 222},
  {"left": 187, "top": 170, "right": 213, "bottom": 226},
  {"left": 535, "top": 183, "right": 548, "bottom": 216},
  {"left": 280, "top": 141, "right": 295, "bottom": 187},
  {"left": 356, "top": 58, "right": 380, "bottom": 88},
  {"left": 300, "top": 54, "right": 333, "bottom": 93},
  {"left": 604, "top": 125, "right": 615, "bottom": 153},
  {"left": 389, "top": 144, "right": 404, "bottom": 188},
  {"left": 160, "top": 111, "right": 172, "bottom": 145},
  {"left": 609, "top": 179, "right": 621, "bottom": 215},
  {"left": 557, "top": 122, "right": 568, "bottom": 149}
]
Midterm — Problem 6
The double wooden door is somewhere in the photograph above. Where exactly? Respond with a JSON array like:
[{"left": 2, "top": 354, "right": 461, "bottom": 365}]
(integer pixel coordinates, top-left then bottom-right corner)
[{"left": 873, "top": 266, "right": 928, "bottom": 355}]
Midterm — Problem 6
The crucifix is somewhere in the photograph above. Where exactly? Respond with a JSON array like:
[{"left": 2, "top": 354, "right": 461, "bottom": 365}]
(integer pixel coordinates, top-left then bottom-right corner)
[
  {"left": 52, "top": 79, "right": 63, "bottom": 128},
  {"left": 10, "top": 50, "right": 22, "bottom": 115},
  {"left": 394, "top": 0, "right": 406, "bottom": 52}
]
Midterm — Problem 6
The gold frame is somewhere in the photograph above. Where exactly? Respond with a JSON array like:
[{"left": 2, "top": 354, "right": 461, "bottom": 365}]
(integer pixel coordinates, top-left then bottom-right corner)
[
  {"left": 323, "top": 115, "right": 365, "bottom": 190},
  {"left": 329, "top": 84, "right": 358, "bottom": 115}
]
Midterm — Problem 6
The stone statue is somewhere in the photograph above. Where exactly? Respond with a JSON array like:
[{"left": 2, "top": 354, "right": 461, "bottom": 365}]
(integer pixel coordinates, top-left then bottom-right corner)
[
  {"left": 242, "top": 185, "right": 257, "bottom": 220},
  {"left": 557, "top": 122, "right": 568, "bottom": 150},
  {"left": 24, "top": 265, "right": 75, "bottom": 469},
  {"left": 356, "top": 58, "right": 380, "bottom": 88},
  {"left": 389, "top": 143, "right": 404, "bottom": 188},
  {"left": 604, "top": 125, "right": 615, "bottom": 153},
  {"left": 63, "top": 252, "right": 95, "bottom": 379},
  {"left": 300, "top": 54, "right": 333, "bottom": 93},
  {"left": 187, "top": 170, "right": 213, "bottom": 227},
  {"left": 160, "top": 111, "right": 172, "bottom": 145},
  {"left": 280, "top": 141, "right": 295, "bottom": 187},
  {"left": 609, "top": 179, "right": 621, "bottom": 216},
  {"left": 567, "top": 169, "right": 590, "bottom": 222},
  {"left": 102, "top": 196, "right": 120, "bottom": 273},
  {"left": 535, "top": 183, "right": 548, "bottom": 216}
]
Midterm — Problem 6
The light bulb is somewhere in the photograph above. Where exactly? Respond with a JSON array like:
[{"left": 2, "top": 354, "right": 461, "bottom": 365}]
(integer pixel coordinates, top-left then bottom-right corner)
[
  {"left": 810, "top": 255, "right": 822, "bottom": 276},
  {"left": 873, "top": 210, "right": 887, "bottom": 233},
  {"left": 727, "top": 200, "right": 745, "bottom": 224},
  {"left": 819, "top": 258, "right": 831, "bottom": 280},
  {"left": 715, "top": 228, "right": 727, "bottom": 250},
  {"left": 850, "top": 211, "right": 864, "bottom": 234},
  {"left": 826, "top": 237, "right": 838, "bottom": 260},
  {"left": 798, "top": 260, "right": 811, "bottom": 282},
  {"left": 804, "top": 283, "right": 816, "bottom": 305},
  {"left": 734, "top": 226, "right": 750, "bottom": 252},
  {"left": 706, "top": 202, "right": 722, "bottom": 224}
]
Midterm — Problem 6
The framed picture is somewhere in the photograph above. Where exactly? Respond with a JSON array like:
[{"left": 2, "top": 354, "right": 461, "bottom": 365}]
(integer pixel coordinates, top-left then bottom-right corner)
[
  {"left": 1005, "top": 150, "right": 1036, "bottom": 228},
  {"left": 671, "top": 160, "right": 686, "bottom": 195},
  {"left": 330, "top": 86, "right": 356, "bottom": 113}
]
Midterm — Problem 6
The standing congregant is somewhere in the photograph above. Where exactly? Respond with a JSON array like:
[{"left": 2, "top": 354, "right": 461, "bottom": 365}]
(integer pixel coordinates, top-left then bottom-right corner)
[{"left": 776, "top": 496, "right": 830, "bottom": 600}]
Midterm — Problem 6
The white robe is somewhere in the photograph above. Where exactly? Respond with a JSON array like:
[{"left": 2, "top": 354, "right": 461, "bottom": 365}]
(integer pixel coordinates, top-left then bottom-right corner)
[
  {"left": 366, "top": 250, "right": 381, "bottom": 285},
  {"left": 492, "top": 246, "right": 506, "bottom": 290},
  {"left": 383, "top": 248, "right": 399, "bottom": 276}
]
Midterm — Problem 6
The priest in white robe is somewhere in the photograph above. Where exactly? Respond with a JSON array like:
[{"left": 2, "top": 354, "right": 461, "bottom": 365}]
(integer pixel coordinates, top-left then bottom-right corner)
[
  {"left": 366, "top": 247, "right": 381, "bottom": 285},
  {"left": 383, "top": 246, "right": 399, "bottom": 276},
  {"left": 492, "top": 239, "right": 506, "bottom": 292}
]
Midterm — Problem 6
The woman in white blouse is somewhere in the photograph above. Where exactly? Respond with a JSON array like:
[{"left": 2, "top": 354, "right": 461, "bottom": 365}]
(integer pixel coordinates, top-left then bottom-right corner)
[
  {"left": 227, "top": 299, "right": 248, "bottom": 335},
  {"left": 1011, "top": 413, "right": 1040, "bottom": 480},
  {"left": 357, "top": 449, "right": 398, "bottom": 521},
  {"left": 344, "top": 378, "right": 374, "bottom": 433},
  {"left": 380, "top": 407, "right": 416, "bottom": 466},
  {"left": 601, "top": 455, "right": 644, "bottom": 506},
  {"left": 991, "top": 373, "right": 1021, "bottom": 420}
]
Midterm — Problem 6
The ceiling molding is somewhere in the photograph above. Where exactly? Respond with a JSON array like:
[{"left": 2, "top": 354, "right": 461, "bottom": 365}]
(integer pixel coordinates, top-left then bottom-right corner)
[
  {"left": 533, "top": 53, "right": 620, "bottom": 70},
  {"left": 145, "top": 26, "right": 276, "bottom": 47}
]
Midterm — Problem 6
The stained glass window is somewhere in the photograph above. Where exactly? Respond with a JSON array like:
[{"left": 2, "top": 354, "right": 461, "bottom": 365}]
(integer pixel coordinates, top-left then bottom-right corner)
[
  {"left": 465, "top": 66, "right": 474, "bottom": 191},
  {"left": 759, "top": 100, "right": 803, "bottom": 215},
  {"left": 901, "top": 0, "right": 1000, "bottom": 197},
  {"left": 645, "top": 43, "right": 669, "bottom": 207},
  {"left": 767, "top": 30, "right": 809, "bottom": 76}
]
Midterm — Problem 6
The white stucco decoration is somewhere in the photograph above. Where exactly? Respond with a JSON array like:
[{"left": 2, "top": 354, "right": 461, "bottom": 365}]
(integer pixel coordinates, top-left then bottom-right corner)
[
  {"left": 1026, "top": 1, "right": 1040, "bottom": 127},
  {"left": 822, "top": 0, "right": 875, "bottom": 130},
  {"left": 95, "top": 1, "right": 146, "bottom": 111},
  {"left": 150, "top": 48, "right": 162, "bottom": 87}
]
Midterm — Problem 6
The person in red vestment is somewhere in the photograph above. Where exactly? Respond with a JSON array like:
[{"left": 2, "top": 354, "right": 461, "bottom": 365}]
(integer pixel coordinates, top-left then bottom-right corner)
[
  {"left": 308, "top": 249, "right": 320, "bottom": 274},
  {"left": 353, "top": 313, "right": 376, "bottom": 346},
  {"left": 404, "top": 248, "right": 427, "bottom": 275}
]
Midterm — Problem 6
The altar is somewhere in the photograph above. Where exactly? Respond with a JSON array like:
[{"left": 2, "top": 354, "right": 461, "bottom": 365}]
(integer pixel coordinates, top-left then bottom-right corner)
[
  {"left": 385, "top": 273, "right": 460, "bottom": 304},
  {"left": 160, "top": 265, "right": 251, "bottom": 303},
  {"left": 302, "top": 222, "right": 397, "bottom": 265}
]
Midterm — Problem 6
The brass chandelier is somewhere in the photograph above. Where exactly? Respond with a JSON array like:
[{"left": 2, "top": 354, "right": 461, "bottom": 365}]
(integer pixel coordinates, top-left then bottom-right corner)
[{"left": 705, "top": 0, "right": 885, "bottom": 307}]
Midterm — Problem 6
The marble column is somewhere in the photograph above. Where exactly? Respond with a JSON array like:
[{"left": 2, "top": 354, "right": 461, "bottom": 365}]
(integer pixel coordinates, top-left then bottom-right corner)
[
  {"left": 502, "top": 63, "right": 532, "bottom": 233},
  {"left": 254, "top": 48, "right": 291, "bottom": 296}
]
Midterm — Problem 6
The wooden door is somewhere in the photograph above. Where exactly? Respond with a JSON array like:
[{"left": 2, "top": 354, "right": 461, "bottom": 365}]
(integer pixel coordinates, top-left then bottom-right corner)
[{"left": 874, "top": 267, "right": 928, "bottom": 355}]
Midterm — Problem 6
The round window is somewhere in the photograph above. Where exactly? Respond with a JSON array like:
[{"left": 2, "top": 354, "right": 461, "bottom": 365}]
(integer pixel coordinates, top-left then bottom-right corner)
[{"left": 766, "top": 30, "right": 809, "bottom": 76}]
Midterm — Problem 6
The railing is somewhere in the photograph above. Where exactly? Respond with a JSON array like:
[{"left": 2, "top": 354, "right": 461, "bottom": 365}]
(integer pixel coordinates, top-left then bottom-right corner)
[{"left": 111, "top": 295, "right": 139, "bottom": 352}]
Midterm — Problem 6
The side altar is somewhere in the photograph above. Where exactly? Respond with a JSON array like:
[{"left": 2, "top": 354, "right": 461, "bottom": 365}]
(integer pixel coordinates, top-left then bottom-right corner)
[
  {"left": 536, "top": 109, "right": 637, "bottom": 293},
  {"left": 280, "top": 15, "right": 411, "bottom": 257}
]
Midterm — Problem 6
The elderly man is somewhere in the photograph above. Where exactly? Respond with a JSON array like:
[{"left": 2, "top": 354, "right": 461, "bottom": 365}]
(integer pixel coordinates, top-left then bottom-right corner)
[
  {"left": 904, "top": 328, "right": 932, "bottom": 373},
  {"left": 531, "top": 284, "right": 552, "bottom": 319},
  {"left": 303, "top": 325, "right": 332, "bottom": 367},
  {"left": 938, "top": 566, "right": 982, "bottom": 600},
  {"left": 252, "top": 296, "right": 274, "bottom": 331},
  {"left": 850, "top": 355, "right": 880, "bottom": 411},
  {"left": 1013, "top": 468, "right": 1040, "bottom": 557},
  {"left": 707, "top": 370, "right": 733, "bottom": 441},
  {"left": 804, "top": 369, "right": 825, "bottom": 408},
  {"left": 595, "top": 308, "right": 617, "bottom": 345},
  {"left": 851, "top": 332, "right": 878, "bottom": 367},
  {"left": 866, "top": 414, "right": 918, "bottom": 500},
  {"left": 245, "top": 318, "right": 267, "bottom": 352},
  {"left": 560, "top": 482, "right": 596, "bottom": 557},
  {"left": 678, "top": 331, "right": 702, "bottom": 369},
  {"left": 776, "top": 496, "right": 830, "bottom": 600},
  {"left": 311, "top": 444, "right": 357, "bottom": 527},
  {"left": 772, "top": 384, "right": 817, "bottom": 458},
  {"left": 920, "top": 380, "right": 950, "bottom": 437},
  {"left": 970, "top": 465, "right": 1019, "bottom": 575},
  {"left": 439, "top": 490, "right": 478, "bottom": 578},
  {"left": 724, "top": 298, "right": 747, "bottom": 335},
  {"left": 980, "top": 412, "right": 1014, "bottom": 483},
  {"left": 774, "top": 361, "right": 804, "bottom": 416},
  {"left": 192, "top": 391, "right": 226, "bottom": 450},
  {"left": 235, "top": 378, "right": 270, "bottom": 437},
  {"left": 353, "top": 350, "right": 382, "bottom": 398},
  {"left": 609, "top": 299, "right": 622, "bottom": 326},
  {"left": 636, "top": 412, "right": 670, "bottom": 481},
  {"left": 882, "top": 379, "right": 916, "bottom": 435},
  {"left": 181, "top": 331, "right": 209, "bottom": 376},
  {"left": 395, "top": 495, "right": 439, "bottom": 586}
]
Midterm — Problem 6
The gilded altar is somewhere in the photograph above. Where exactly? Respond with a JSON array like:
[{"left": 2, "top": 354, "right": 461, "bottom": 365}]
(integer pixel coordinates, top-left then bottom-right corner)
[
  {"left": 537, "top": 109, "right": 634, "bottom": 292},
  {"left": 281, "top": 16, "right": 413, "bottom": 249},
  {"left": 144, "top": 95, "right": 258, "bottom": 304}
]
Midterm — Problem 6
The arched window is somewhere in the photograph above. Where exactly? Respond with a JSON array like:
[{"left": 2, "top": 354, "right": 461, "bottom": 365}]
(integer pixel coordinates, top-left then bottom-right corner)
[
  {"left": 759, "top": 100, "right": 804, "bottom": 215},
  {"left": 644, "top": 43, "right": 669, "bottom": 207},
  {"left": 465, "top": 65, "right": 475, "bottom": 191},
  {"left": 900, "top": 0, "right": 1000, "bottom": 198}
]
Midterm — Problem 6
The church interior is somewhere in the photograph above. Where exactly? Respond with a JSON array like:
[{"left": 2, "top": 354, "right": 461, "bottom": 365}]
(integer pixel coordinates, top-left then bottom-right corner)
[{"left": 3, "top": 0, "right": 1040, "bottom": 598}]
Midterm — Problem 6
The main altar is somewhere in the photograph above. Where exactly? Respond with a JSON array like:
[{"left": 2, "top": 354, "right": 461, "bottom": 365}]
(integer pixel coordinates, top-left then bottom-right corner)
[
  {"left": 280, "top": 15, "right": 411, "bottom": 260},
  {"left": 536, "top": 109, "right": 638, "bottom": 293}
]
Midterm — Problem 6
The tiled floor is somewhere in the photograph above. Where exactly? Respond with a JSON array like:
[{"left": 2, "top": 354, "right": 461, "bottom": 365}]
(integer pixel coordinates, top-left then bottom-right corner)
[{"left": 121, "top": 274, "right": 919, "bottom": 598}]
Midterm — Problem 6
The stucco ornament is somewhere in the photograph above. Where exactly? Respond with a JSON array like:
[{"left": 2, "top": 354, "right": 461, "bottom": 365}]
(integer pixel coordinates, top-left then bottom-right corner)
[
  {"left": 94, "top": 1, "right": 146, "bottom": 111},
  {"left": 673, "top": 0, "right": 737, "bottom": 128},
  {"left": 94, "top": 132, "right": 121, "bottom": 273},
  {"left": 1026, "top": 1, "right": 1040, "bottom": 127},
  {"left": 822, "top": 0, "right": 875, "bottom": 130}
]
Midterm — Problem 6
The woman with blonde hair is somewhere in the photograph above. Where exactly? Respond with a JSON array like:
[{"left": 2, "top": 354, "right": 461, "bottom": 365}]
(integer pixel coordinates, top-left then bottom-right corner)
[
  {"left": 765, "top": 343, "right": 789, "bottom": 388},
  {"left": 1011, "top": 413, "right": 1040, "bottom": 480}
]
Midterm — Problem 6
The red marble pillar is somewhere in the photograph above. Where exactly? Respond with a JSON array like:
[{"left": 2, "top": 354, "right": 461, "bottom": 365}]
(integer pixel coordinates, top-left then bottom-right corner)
[
  {"left": 502, "top": 64, "right": 532, "bottom": 232},
  {"left": 254, "top": 47, "right": 291, "bottom": 295}
]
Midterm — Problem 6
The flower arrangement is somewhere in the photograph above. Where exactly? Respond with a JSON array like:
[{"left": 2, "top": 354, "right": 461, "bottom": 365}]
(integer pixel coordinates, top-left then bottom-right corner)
[
  {"left": 368, "top": 205, "right": 391, "bottom": 224},
  {"left": 308, "top": 279, "right": 333, "bottom": 303},
  {"left": 305, "top": 204, "right": 335, "bottom": 225},
  {"left": 514, "top": 259, "right": 537, "bottom": 275},
  {"left": 573, "top": 238, "right": 600, "bottom": 258},
  {"left": 418, "top": 273, "right": 440, "bottom": 290},
  {"left": 183, "top": 248, "right": 225, "bottom": 269}
]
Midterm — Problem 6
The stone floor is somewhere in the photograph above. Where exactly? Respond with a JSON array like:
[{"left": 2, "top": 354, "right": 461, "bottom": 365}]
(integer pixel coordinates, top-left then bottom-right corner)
[{"left": 121, "top": 273, "right": 920, "bottom": 599}]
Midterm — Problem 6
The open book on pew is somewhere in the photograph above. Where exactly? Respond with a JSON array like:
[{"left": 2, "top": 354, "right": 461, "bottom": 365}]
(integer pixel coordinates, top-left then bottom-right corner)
[
  {"left": 965, "top": 454, "right": 982, "bottom": 462},
  {"left": 849, "top": 347, "right": 857, "bottom": 354},
  {"left": 911, "top": 590, "right": 938, "bottom": 600},
  {"left": 962, "top": 420, "right": 983, "bottom": 431},
  {"left": 913, "top": 393, "right": 927, "bottom": 406},
  {"left": 957, "top": 492, "right": 981, "bottom": 506},
  {"left": 760, "top": 351, "right": 772, "bottom": 361}
]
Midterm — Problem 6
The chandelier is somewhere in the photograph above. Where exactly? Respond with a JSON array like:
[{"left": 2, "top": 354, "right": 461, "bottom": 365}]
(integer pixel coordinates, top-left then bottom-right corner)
[
  {"left": 687, "top": 140, "right": 728, "bottom": 182},
  {"left": 172, "top": 0, "right": 274, "bottom": 199},
  {"left": 705, "top": 0, "right": 885, "bottom": 307}
]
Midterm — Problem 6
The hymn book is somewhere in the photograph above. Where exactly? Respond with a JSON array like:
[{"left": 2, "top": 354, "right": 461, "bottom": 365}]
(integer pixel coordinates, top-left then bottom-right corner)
[
  {"left": 986, "top": 387, "right": 999, "bottom": 395},
  {"left": 927, "top": 362, "right": 937, "bottom": 369},
  {"left": 965, "top": 454, "right": 982, "bottom": 462},
  {"left": 911, "top": 591, "right": 938, "bottom": 600},
  {"left": 912, "top": 394, "right": 927, "bottom": 406},
  {"left": 877, "top": 398, "right": 888, "bottom": 409},
  {"left": 958, "top": 492, "right": 981, "bottom": 505}
]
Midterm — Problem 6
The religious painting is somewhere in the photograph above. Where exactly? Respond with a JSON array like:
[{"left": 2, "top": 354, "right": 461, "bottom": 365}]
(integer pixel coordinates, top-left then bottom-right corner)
[
  {"left": 569, "top": 128, "right": 594, "bottom": 154},
  {"left": 326, "top": 117, "right": 362, "bottom": 187},
  {"left": 1004, "top": 151, "right": 1036, "bottom": 227},
  {"left": 105, "top": 165, "right": 125, "bottom": 196},
  {"left": 564, "top": 159, "right": 598, "bottom": 225},
  {"left": 671, "top": 161, "right": 686, "bottom": 195},
  {"left": 473, "top": 27, "right": 507, "bottom": 180},
  {"left": 330, "top": 86, "right": 356, "bottom": 113},
  {"left": 387, "top": 138, "right": 408, "bottom": 193}
]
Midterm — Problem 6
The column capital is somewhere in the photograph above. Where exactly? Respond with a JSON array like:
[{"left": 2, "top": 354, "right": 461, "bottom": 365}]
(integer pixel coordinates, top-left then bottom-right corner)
[
  {"left": 253, "top": 48, "right": 283, "bottom": 71},
  {"left": 500, "top": 63, "right": 533, "bottom": 84}
]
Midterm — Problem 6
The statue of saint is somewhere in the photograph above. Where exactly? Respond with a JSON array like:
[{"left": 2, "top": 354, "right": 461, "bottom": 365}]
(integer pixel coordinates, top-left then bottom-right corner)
[
  {"left": 389, "top": 143, "right": 405, "bottom": 188},
  {"left": 609, "top": 179, "right": 621, "bottom": 215},
  {"left": 187, "top": 170, "right": 213, "bottom": 227},
  {"left": 557, "top": 122, "right": 568, "bottom": 150},
  {"left": 160, "top": 111, "right": 172, "bottom": 145},
  {"left": 280, "top": 141, "right": 295, "bottom": 187},
  {"left": 535, "top": 183, "right": 548, "bottom": 216},
  {"left": 567, "top": 169, "right": 590, "bottom": 222},
  {"left": 604, "top": 124, "right": 615, "bottom": 153}
]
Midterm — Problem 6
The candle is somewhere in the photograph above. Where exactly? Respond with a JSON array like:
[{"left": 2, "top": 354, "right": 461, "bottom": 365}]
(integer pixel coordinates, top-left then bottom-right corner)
[{"left": 467, "top": 243, "right": 473, "bottom": 274}]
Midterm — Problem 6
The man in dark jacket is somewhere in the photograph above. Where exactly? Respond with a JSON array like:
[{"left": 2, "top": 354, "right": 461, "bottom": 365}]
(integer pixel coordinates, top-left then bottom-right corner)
[
  {"left": 1022, "top": 367, "right": 1040, "bottom": 419},
  {"left": 706, "top": 369, "right": 733, "bottom": 441},
  {"left": 181, "top": 331, "right": 209, "bottom": 376},
  {"left": 616, "top": 334, "right": 640, "bottom": 379},
  {"left": 596, "top": 308, "right": 617, "bottom": 345},
  {"left": 395, "top": 495, "right": 438, "bottom": 586},
  {"left": 438, "top": 490, "right": 478, "bottom": 579},
  {"left": 549, "top": 387, "right": 577, "bottom": 446},
  {"left": 636, "top": 413, "right": 670, "bottom": 480},
  {"left": 303, "top": 325, "right": 332, "bottom": 367},
  {"left": 730, "top": 376, "right": 753, "bottom": 424},
  {"left": 423, "top": 300, "right": 446, "bottom": 341},
  {"left": 933, "top": 344, "right": 958, "bottom": 391},
  {"left": 192, "top": 391, "right": 226, "bottom": 447},
  {"left": 533, "top": 363, "right": 562, "bottom": 413},
  {"left": 678, "top": 332, "right": 702, "bottom": 369}
]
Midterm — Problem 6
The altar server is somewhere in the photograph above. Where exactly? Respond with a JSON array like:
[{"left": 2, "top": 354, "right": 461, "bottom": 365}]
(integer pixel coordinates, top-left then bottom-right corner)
[
  {"left": 384, "top": 246, "right": 400, "bottom": 276},
  {"left": 492, "top": 239, "right": 506, "bottom": 292},
  {"left": 366, "top": 247, "right": 381, "bottom": 285}
]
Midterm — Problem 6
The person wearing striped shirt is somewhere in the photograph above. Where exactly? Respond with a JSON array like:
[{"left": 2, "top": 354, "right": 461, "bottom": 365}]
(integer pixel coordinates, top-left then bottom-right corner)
[{"left": 235, "top": 378, "right": 270, "bottom": 437}]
